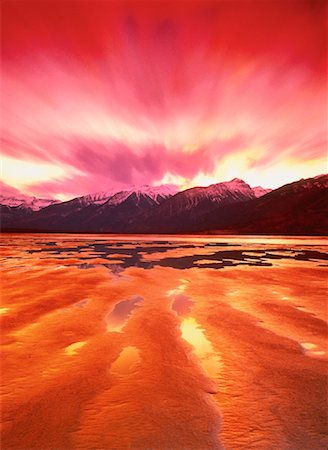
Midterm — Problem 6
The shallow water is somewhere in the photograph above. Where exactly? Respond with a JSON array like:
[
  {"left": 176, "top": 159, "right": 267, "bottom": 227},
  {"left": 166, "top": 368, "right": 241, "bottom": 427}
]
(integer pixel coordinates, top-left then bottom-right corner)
[{"left": 1, "top": 233, "right": 327, "bottom": 449}]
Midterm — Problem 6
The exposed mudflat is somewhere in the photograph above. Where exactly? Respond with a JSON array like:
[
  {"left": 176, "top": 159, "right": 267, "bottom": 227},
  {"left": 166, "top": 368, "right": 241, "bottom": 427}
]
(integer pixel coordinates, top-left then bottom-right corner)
[{"left": 1, "top": 234, "right": 327, "bottom": 449}]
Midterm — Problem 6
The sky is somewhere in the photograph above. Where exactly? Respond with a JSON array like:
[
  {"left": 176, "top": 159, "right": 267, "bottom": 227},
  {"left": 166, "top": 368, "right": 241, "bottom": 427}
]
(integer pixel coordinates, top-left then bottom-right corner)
[{"left": 1, "top": 0, "right": 327, "bottom": 200}]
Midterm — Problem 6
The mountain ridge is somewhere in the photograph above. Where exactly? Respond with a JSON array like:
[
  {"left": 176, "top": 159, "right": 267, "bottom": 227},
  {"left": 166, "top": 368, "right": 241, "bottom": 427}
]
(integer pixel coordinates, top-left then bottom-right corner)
[
  {"left": 0, "top": 195, "right": 60, "bottom": 211},
  {"left": 1, "top": 175, "right": 326, "bottom": 235}
]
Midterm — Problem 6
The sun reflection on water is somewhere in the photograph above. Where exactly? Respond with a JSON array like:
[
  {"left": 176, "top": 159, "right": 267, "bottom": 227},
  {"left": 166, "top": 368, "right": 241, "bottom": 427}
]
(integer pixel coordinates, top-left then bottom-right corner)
[
  {"left": 1, "top": 234, "right": 327, "bottom": 450},
  {"left": 181, "top": 317, "right": 222, "bottom": 378},
  {"left": 64, "top": 341, "right": 86, "bottom": 355},
  {"left": 110, "top": 346, "right": 140, "bottom": 375}
]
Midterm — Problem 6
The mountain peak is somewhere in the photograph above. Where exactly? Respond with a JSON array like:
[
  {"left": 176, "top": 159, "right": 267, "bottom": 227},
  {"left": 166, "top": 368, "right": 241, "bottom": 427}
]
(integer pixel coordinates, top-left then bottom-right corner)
[
  {"left": 1, "top": 174, "right": 326, "bottom": 234},
  {"left": 79, "top": 184, "right": 179, "bottom": 207},
  {"left": 0, "top": 194, "right": 60, "bottom": 211},
  {"left": 229, "top": 178, "right": 246, "bottom": 183}
]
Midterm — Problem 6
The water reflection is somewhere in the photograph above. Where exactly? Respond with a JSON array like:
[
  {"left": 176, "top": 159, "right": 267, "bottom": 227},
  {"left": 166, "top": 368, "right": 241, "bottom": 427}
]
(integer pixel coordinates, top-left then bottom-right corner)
[
  {"left": 300, "top": 342, "right": 326, "bottom": 358},
  {"left": 110, "top": 346, "right": 140, "bottom": 375},
  {"left": 7, "top": 233, "right": 327, "bottom": 271},
  {"left": 64, "top": 341, "right": 86, "bottom": 355},
  {"left": 74, "top": 299, "right": 89, "bottom": 308},
  {"left": 172, "top": 294, "right": 194, "bottom": 316},
  {"left": 1, "top": 233, "right": 327, "bottom": 450},
  {"left": 181, "top": 317, "right": 222, "bottom": 379},
  {"left": 106, "top": 296, "right": 143, "bottom": 332},
  {"left": 167, "top": 280, "right": 194, "bottom": 316}
]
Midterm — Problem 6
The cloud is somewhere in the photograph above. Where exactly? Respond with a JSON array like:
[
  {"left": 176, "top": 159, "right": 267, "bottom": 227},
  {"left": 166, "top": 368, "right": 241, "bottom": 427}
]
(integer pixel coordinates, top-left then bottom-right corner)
[
  {"left": 0, "top": 180, "right": 21, "bottom": 197},
  {"left": 1, "top": 0, "right": 326, "bottom": 198}
]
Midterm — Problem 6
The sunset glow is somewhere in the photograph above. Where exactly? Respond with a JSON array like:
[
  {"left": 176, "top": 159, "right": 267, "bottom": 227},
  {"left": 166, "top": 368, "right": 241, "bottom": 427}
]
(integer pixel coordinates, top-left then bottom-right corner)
[
  {"left": 2, "top": 234, "right": 327, "bottom": 449},
  {"left": 2, "top": 1, "right": 326, "bottom": 198}
]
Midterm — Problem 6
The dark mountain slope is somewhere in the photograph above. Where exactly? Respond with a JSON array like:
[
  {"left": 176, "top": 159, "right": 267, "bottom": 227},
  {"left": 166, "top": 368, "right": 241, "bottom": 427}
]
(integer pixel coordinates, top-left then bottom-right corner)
[
  {"left": 126, "top": 179, "right": 260, "bottom": 232},
  {"left": 10, "top": 191, "right": 169, "bottom": 232},
  {"left": 0, "top": 205, "right": 33, "bottom": 229},
  {"left": 1, "top": 175, "right": 326, "bottom": 235},
  {"left": 194, "top": 175, "right": 328, "bottom": 235}
]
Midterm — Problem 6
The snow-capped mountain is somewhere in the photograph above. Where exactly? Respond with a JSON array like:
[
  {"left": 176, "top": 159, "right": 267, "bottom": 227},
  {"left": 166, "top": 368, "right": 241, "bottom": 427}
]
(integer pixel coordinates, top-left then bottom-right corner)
[
  {"left": 79, "top": 190, "right": 122, "bottom": 205},
  {"left": 145, "top": 178, "right": 258, "bottom": 218},
  {"left": 0, "top": 180, "right": 273, "bottom": 232},
  {"left": 5, "top": 184, "right": 179, "bottom": 232},
  {"left": 79, "top": 185, "right": 178, "bottom": 207},
  {"left": 127, "top": 175, "right": 328, "bottom": 234},
  {"left": 252, "top": 186, "right": 272, "bottom": 198},
  {"left": 161, "top": 178, "right": 271, "bottom": 212},
  {"left": 62, "top": 182, "right": 265, "bottom": 209},
  {"left": 125, "top": 178, "right": 261, "bottom": 232},
  {"left": 194, "top": 173, "right": 328, "bottom": 235},
  {"left": 0, "top": 195, "right": 60, "bottom": 211},
  {"left": 2, "top": 176, "right": 326, "bottom": 234}
]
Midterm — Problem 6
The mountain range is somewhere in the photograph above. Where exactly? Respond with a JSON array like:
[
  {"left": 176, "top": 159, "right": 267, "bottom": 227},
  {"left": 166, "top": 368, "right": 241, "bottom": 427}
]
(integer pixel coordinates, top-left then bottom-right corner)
[
  {"left": 1, "top": 175, "right": 327, "bottom": 235},
  {"left": 0, "top": 194, "right": 60, "bottom": 211}
]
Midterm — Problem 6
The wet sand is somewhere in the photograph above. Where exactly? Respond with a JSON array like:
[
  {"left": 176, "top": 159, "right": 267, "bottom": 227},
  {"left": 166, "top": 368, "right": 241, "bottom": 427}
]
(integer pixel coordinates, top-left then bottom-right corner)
[{"left": 1, "top": 234, "right": 327, "bottom": 449}]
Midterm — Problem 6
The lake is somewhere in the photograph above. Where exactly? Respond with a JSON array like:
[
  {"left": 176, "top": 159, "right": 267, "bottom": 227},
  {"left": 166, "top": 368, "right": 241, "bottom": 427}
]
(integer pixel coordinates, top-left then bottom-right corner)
[{"left": 1, "top": 233, "right": 327, "bottom": 449}]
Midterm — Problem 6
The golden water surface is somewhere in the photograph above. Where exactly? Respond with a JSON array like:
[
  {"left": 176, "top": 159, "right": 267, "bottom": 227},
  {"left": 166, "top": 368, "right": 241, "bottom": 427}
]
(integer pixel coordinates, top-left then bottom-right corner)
[{"left": 1, "top": 234, "right": 327, "bottom": 449}]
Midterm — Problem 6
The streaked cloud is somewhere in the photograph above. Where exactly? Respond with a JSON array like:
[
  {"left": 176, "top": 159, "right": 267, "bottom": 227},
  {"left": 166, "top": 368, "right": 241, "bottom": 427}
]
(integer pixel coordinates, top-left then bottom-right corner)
[{"left": 2, "top": 1, "right": 326, "bottom": 198}]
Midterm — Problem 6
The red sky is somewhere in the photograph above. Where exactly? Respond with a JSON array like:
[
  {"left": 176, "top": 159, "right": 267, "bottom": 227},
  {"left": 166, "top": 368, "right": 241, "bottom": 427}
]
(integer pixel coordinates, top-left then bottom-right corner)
[{"left": 2, "top": 0, "right": 327, "bottom": 199}]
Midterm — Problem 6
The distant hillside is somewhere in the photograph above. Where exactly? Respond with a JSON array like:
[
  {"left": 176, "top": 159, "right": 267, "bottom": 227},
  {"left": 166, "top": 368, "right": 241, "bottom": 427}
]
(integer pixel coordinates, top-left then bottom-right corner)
[
  {"left": 1, "top": 176, "right": 327, "bottom": 235},
  {"left": 196, "top": 175, "right": 328, "bottom": 235}
]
